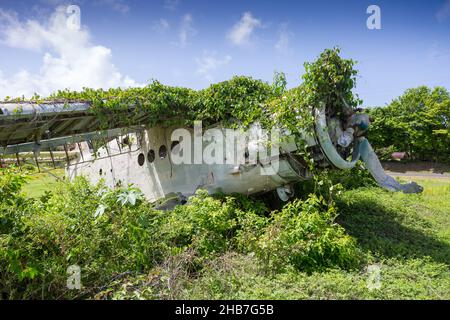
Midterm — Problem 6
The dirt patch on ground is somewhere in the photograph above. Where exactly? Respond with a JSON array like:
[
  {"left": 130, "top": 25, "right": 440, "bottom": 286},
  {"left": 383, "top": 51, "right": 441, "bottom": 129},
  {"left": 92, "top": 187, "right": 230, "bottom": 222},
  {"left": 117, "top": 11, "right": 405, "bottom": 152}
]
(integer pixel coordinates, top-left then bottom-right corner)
[{"left": 382, "top": 161, "right": 450, "bottom": 174}]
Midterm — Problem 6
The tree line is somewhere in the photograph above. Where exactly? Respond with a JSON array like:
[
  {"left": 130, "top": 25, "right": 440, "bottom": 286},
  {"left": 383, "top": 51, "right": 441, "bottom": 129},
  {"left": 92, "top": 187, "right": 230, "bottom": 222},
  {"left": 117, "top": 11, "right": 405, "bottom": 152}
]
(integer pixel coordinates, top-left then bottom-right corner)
[{"left": 367, "top": 86, "right": 450, "bottom": 163}]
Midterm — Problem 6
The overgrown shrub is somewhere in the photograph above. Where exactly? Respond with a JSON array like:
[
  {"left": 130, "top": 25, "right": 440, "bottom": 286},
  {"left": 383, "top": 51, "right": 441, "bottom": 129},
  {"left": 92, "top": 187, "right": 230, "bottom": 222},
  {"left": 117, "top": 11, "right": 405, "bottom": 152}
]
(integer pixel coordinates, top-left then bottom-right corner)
[
  {"left": 0, "top": 175, "right": 166, "bottom": 299},
  {"left": 326, "top": 163, "right": 378, "bottom": 190},
  {"left": 0, "top": 167, "right": 30, "bottom": 234},
  {"left": 1, "top": 167, "right": 363, "bottom": 299},
  {"left": 293, "top": 163, "right": 377, "bottom": 204},
  {"left": 161, "top": 190, "right": 238, "bottom": 257},
  {"left": 255, "top": 196, "right": 360, "bottom": 273},
  {"left": 0, "top": 167, "right": 28, "bottom": 205},
  {"left": 0, "top": 167, "right": 36, "bottom": 295},
  {"left": 161, "top": 191, "right": 269, "bottom": 260}
]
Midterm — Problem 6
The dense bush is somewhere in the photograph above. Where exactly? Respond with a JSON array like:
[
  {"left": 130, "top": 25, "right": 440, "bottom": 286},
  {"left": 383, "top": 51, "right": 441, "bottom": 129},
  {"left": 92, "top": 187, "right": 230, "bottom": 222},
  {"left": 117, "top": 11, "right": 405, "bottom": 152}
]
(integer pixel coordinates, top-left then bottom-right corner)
[
  {"left": 0, "top": 168, "right": 361, "bottom": 299},
  {"left": 255, "top": 196, "right": 360, "bottom": 273},
  {"left": 0, "top": 168, "right": 30, "bottom": 233},
  {"left": 1, "top": 174, "right": 166, "bottom": 299},
  {"left": 162, "top": 190, "right": 239, "bottom": 257}
]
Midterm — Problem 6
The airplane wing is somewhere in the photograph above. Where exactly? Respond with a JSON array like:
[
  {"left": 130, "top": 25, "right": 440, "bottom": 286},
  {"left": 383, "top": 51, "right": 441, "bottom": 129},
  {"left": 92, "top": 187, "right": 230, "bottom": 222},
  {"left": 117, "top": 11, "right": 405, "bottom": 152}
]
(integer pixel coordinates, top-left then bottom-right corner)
[{"left": 0, "top": 102, "right": 147, "bottom": 154}]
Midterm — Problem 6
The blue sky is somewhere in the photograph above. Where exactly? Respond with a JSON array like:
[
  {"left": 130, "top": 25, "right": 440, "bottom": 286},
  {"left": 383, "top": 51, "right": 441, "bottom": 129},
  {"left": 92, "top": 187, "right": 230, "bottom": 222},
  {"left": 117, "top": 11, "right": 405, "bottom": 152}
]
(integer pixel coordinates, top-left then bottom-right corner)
[{"left": 0, "top": 0, "right": 449, "bottom": 106}]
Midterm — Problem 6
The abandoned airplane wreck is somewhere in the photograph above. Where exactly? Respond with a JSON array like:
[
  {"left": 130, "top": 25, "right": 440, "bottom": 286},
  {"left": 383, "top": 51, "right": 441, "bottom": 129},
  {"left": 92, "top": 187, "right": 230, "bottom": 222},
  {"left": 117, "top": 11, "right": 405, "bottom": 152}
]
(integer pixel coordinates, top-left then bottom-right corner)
[{"left": 0, "top": 96, "right": 423, "bottom": 205}]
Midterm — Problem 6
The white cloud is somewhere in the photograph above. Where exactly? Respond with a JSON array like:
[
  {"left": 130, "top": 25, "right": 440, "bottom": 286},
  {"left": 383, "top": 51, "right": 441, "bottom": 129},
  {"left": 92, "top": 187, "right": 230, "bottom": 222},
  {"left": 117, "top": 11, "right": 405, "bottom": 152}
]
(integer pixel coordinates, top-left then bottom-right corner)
[
  {"left": 39, "top": 0, "right": 127, "bottom": 13},
  {"left": 436, "top": 0, "right": 450, "bottom": 22},
  {"left": 152, "top": 18, "right": 170, "bottom": 33},
  {"left": 94, "top": 0, "right": 130, "bottom": 14},
  {"left": 227, "top": 12, "right": 262, "bottom": 47},
  {"left": 427, "top": 42, "right": 450, "bottom": 59},
  {"left": 275, "top": 23, "right": 293, "bottom": 55},
  {"left": 196, "top": 51, "right": 232, "bottom": 82},
  {"left": 39, "top": 0, "right": 75, "bottom": 5},
  {"left": 164, "top": 0, "right": 180, "bottom": 11},
  {"left": 177, "top": 14, "right": 196, "bottom": 47},
  {"left": 0, "top": 6, "right": 139, "bottom": 99}
]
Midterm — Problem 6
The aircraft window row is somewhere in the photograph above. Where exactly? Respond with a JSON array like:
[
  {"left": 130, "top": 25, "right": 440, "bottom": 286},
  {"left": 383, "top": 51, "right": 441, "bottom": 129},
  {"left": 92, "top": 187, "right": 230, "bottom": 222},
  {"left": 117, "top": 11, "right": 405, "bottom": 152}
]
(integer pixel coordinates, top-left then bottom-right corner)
[
  {"left": 137, "top": 152, "right": 152, "bottom": 166},
  {"left": 137, "top": 141, "right": 181, "bottom": 166}
]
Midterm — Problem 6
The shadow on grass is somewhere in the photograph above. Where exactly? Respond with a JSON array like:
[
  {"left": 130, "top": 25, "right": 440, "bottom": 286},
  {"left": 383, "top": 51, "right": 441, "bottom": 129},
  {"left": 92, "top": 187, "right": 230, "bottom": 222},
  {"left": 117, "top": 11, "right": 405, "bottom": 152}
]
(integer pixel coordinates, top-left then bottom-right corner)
[{"left": 335, "top": 196, "right": 450, "bottom": 265}]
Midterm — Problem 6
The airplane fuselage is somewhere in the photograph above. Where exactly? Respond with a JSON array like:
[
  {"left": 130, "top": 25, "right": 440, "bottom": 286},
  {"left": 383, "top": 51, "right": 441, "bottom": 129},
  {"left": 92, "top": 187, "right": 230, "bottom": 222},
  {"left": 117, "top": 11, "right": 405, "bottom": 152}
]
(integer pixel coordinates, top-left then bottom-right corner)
[{"left": 67, "top": 123, "right": 317, "bottom": 203}]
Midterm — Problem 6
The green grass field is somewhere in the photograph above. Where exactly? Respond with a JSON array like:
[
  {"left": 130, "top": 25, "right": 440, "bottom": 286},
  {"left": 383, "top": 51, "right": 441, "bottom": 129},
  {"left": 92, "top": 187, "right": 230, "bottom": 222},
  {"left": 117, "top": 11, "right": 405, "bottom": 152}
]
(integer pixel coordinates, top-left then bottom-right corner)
[{"left": 22, "top": 169, "right": 65, "bottom": 198}]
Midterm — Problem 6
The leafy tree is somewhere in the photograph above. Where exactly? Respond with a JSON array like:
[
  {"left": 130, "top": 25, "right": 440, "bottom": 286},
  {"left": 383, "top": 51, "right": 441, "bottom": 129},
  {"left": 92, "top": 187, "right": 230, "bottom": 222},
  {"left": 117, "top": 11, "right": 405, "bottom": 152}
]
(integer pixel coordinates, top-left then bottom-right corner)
[{"left": 368, "top": 86, "right": 450, "bottom": 162}]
